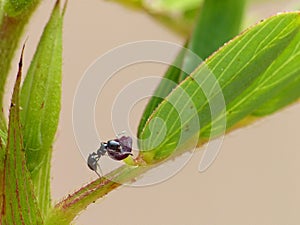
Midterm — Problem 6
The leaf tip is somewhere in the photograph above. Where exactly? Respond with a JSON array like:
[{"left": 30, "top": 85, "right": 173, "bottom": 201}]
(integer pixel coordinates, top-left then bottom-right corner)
[
  {"left": 62, "top": 0, "right": 68, "bottom": 16},
  {"left": 16, "top": 44, "right": 26, "bottom": 88}
]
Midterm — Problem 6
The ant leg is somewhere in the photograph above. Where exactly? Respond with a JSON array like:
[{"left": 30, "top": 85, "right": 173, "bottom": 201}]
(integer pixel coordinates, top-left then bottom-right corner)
[
  {"left": 92, "top": 143, "right": 107, "bottom": 177},
  {"left": 87, "top": 152, "right": 103, "bottom": 178},
  {"left": 94, "top": 164, "right": 102, "bottom": 178}
]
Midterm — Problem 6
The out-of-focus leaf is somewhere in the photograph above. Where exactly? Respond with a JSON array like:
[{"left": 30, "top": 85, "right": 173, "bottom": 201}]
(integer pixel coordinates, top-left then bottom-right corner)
[
  {"left": 137, "top": 12, "right": 300, "bottom": 164},
  {"left": 137, "top": 46, "right": 188, "bottom": 136},
  {"left": 20, "top": 0, "right": 64, "bottom": 217},
  {"left": 189, "top": 0, "right": 246, "bottom": 59},
  {"left": 0, "top": 0, "right": 41, "bottom": 131},
  {"left": 3, "top": 0, "right": 38, "bottom": 16},
  {"left": 138, "top": 0, "right": 245, "bottom": 139},
  {"left": 150, "top": 0, "right": 202, "bottom": 12},
  {"left": 110, "top": 0, "right": 201, "bottom": 35},
  {"left": 0, "top": 47, "right": 43, "bottom": 225}
]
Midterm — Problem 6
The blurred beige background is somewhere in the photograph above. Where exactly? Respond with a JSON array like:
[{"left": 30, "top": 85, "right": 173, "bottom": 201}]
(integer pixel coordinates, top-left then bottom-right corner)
[{"left": 14, "top": 0, "right": 300, "bottom": 224}]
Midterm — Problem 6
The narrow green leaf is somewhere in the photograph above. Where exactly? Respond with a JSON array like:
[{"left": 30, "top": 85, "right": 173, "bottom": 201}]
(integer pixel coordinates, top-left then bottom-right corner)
[
  {"left": 138, "top": 12, "right": 300, "bottom": 164},
  {"left": 0, "top": 47, "right": 43, "bottom": 225},
  {"left": 0, "top": 0, "right": 41, "bottom": 131},
  {"left": 138, "top": 0, "right": 245, "bottom": 138},
  {"left": 20, "top": 0, "right": 64, "bottom": 217},
  {"left": 189, "top": 0, "right": 246, "bottom": 60}
]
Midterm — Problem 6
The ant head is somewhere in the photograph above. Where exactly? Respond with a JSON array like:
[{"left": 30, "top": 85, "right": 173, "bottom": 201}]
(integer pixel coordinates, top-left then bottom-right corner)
[{"left": 107, "top": 140, "right": 121, "bottom": 151}]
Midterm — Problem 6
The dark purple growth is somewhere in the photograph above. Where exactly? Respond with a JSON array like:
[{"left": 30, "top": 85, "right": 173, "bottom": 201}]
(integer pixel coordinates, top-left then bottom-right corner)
[{"left": 107, "top": 136, "right": 133, "bottom": 160}]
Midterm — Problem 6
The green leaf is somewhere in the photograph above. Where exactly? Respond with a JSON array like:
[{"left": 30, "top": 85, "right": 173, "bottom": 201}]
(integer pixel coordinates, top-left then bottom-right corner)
[
  {"left": 137, "top": 12, "right": 300, "bottom": 164},
  {"left": 0, "top": 47, "right": 43, "bottom": 225},
  {"left": 0, "top": 0, "right": 41, "bottom": 131},
  {"left": 20, "top": 0, "right": 64, "bottom": 217},
  {"left": 188, "top": 0, "right": 246, "bottom": 60},
  {"left": 138, "top": 0, "right": 245, "bottom": 139}
]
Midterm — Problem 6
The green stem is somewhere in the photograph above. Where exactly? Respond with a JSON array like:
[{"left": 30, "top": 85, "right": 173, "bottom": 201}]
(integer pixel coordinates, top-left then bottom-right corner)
[{"left": 45, "top": 165, "right": 149, "bottom": 225}]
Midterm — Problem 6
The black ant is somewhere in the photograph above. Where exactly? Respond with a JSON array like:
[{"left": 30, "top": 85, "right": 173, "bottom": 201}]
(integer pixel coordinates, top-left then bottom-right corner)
[{"left": 87, "top": 136, "right": 133, "bottom": 177}]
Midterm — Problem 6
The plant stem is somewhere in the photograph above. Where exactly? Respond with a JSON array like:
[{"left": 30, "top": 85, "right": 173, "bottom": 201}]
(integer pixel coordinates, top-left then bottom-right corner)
[{"left": 45, "top": 165, "right": 149, "bottom": 225}]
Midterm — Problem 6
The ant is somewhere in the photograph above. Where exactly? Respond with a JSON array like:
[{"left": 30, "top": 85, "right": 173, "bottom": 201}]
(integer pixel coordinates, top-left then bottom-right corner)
[{"left": 87, "top": 136, "right": 133, "bottom": 177}]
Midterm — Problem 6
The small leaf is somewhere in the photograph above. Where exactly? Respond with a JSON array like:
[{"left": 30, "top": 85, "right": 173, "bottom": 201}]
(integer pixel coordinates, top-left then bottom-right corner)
[
  {"left": 20, "top": 0, "right": 64, "bottom": 217},
  {"left": 0, "top": 46, "right": 43, "bottom": 225},
  {"left": 138, "top": 12, "right": 300, "bottom": 164}
]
